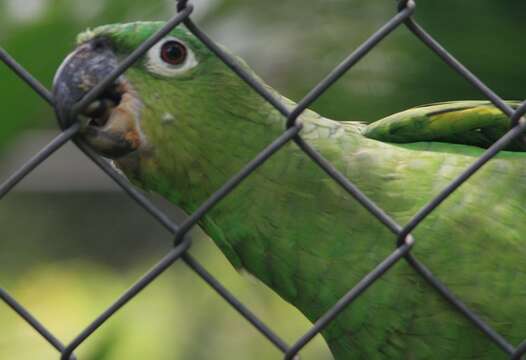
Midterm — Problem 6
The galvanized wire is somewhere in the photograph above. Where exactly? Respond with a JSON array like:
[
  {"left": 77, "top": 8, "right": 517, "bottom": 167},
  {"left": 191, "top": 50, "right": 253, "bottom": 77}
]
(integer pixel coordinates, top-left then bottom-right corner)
[{"left": 1, "top": 0, "right": 526, "bottom": 358}]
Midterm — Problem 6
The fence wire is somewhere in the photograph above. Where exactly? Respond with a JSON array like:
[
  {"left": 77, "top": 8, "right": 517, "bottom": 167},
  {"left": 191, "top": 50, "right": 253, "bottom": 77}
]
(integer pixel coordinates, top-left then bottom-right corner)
[{"left": 1, "top": 0, "right": 526, "bottom": 359}]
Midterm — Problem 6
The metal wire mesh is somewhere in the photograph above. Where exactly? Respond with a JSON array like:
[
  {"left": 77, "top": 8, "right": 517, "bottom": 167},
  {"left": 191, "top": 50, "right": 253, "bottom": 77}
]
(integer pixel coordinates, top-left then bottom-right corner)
[{"left": 2, "top": 0, "right": 526, "bottom": 358}]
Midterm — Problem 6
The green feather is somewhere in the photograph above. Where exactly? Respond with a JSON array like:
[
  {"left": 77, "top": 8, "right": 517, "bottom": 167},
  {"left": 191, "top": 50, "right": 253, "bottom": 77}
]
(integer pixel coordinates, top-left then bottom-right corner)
[
  {"left": 363, "top": 100, "right": 525, "bottom": 150},
  {"left": 75, "top": 22, "right": 526, "bottom": 359}
]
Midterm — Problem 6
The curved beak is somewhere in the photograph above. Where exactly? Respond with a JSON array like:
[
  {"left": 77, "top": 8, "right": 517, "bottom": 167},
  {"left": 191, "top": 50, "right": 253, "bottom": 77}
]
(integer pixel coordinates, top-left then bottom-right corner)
[{"left": 53, "top": 39, "right": 143, "bottom": 158}]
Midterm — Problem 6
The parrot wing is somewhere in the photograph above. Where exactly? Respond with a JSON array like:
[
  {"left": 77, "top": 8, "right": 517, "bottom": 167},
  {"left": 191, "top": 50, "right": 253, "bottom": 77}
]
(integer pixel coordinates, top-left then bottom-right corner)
[{"left": 362, "top": 100, "right": 525, "bottom": 151}]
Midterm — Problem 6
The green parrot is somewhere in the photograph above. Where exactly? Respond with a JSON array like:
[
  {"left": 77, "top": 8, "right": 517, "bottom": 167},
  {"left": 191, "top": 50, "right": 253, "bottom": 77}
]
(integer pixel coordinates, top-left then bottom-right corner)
[{"left": 52, "top": 22, "right": 526, "bottom": 359}]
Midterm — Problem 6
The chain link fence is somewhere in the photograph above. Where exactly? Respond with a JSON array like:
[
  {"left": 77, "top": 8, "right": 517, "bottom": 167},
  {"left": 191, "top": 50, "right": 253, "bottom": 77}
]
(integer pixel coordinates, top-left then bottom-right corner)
[{"left": 2, "top": 0, "right": 526, "bottom": 358}]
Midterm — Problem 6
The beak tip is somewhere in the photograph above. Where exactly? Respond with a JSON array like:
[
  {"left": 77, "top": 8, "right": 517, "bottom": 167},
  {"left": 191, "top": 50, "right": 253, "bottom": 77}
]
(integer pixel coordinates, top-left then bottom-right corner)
[{"left": 52, "top": 78, "right": 73, "bottom": 129}]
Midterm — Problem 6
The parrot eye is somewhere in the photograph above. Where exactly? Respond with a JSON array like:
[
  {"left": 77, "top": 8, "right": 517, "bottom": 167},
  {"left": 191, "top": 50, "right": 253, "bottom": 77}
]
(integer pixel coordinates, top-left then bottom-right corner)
[
  {"left": 145, "top": 36, "right": 198, "bottom": 77},
  {"left": 160, "top": 40, "right": 187, "bottom": 65}
]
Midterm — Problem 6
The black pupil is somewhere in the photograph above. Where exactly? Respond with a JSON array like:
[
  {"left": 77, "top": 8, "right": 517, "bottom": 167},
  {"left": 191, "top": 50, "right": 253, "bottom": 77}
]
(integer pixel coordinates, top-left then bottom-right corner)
[{"left": 161, "top": 41, "right": 186, "bottom": 65}]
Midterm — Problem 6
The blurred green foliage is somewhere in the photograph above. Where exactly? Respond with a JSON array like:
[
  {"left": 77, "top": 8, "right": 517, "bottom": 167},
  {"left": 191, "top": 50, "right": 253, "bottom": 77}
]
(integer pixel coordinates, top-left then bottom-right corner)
[
  {"left": 1, "top": 0, "right": 525, "bottom": 358},
  {"left": 205, "top": 1, "right": 526, "bottom": 122},
  {"left": 0, "top": 193, "right": 331, "bottom": 359}
]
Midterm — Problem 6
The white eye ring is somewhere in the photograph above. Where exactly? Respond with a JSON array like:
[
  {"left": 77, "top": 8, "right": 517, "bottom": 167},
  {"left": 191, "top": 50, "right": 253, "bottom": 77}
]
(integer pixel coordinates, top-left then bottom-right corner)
[{"left": 145, "top": 36, "right": 198, "bottom": 77}]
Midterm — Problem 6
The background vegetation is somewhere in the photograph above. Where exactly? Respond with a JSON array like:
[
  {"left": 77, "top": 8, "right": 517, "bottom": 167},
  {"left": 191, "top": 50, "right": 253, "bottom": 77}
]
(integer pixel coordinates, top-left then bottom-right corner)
[{"left": 1, "top": 0, "right": 525, "bottom": 358}]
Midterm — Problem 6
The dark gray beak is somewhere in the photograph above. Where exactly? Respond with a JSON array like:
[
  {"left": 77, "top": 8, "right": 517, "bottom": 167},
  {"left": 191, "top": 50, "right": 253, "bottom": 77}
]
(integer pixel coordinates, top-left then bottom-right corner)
[
  {"left": 53, "top": 38, "right": 119, "bottom": 128},
  {"left": 53, "top": 38, "right": 143, "bottom": 158}
]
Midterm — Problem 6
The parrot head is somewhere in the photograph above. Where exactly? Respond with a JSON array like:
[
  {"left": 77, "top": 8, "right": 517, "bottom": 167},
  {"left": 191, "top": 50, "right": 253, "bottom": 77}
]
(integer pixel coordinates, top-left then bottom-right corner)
[
  {"left": 53, "top": 22, "right": 286, "bottom": 207},
  {"left": 54, "top": 22, "right": 221, "bottom": 158}
]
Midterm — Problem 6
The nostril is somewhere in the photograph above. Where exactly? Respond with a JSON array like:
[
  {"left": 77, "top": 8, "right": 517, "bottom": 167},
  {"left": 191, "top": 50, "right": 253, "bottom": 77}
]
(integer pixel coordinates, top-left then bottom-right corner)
[{"left": 91, "top": 37, "right": 109, "bottom": 51}]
